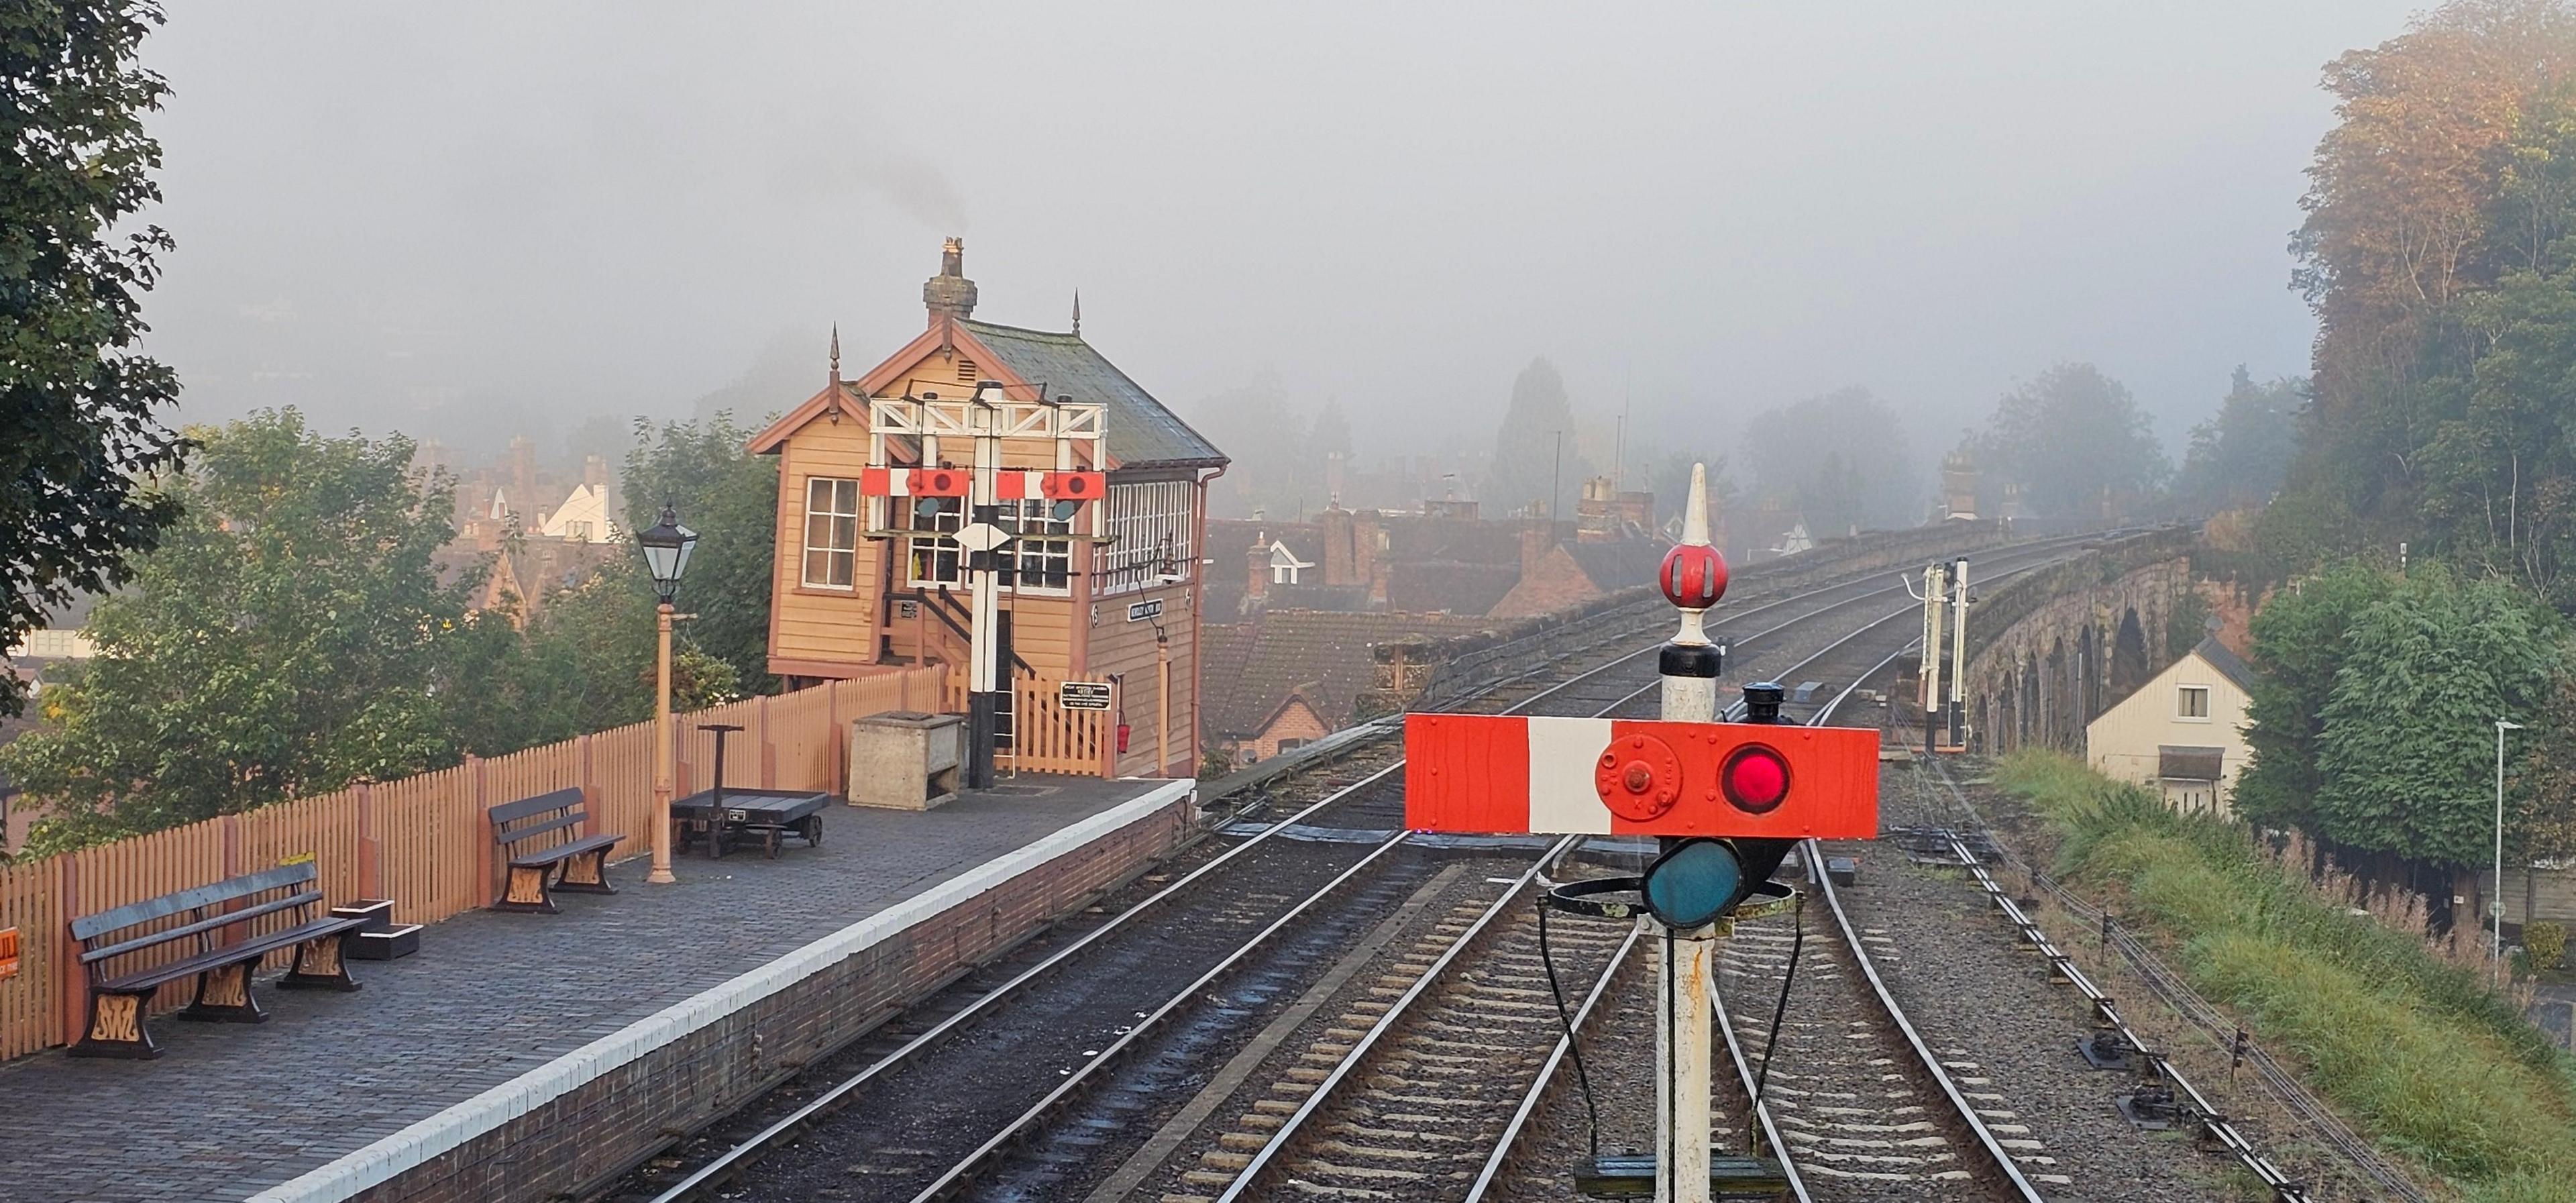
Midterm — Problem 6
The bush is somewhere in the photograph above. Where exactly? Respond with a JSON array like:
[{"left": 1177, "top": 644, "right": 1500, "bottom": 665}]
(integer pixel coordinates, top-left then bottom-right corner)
[{"left": 2530, "top": 923, "right": 2569, "bottom": 972}]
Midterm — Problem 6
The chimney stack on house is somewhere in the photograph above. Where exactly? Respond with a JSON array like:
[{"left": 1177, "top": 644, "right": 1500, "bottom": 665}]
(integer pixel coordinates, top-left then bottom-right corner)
[
  {"left": 1246, "top": 533, "right": 1271, "bottom": 605},
  {"left": 1321, "top": 505, "right": 1358, "bottom": 587},
  {"left": 924, "top": 236, "right": 979, "bottom": 324}
]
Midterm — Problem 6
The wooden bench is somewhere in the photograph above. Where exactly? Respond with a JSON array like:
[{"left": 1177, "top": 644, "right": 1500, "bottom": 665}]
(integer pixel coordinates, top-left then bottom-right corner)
[
  {"left": 490, "top": 787, "right": 623, "bottom": 913},
  {"left": 68, "top": 862, "right": 367, "bottom": 1059}
]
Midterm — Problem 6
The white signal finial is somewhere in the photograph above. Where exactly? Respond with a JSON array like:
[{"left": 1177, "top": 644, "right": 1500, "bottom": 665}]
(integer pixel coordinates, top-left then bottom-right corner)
[{"left": 1683, "top": 462, "right": 1710, "bottom": 546}]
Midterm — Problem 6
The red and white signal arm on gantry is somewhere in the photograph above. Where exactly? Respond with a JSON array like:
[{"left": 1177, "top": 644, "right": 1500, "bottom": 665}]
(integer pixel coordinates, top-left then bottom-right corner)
[{"left": 1404, "top": 714, "right": 1878, "bottom": 838}]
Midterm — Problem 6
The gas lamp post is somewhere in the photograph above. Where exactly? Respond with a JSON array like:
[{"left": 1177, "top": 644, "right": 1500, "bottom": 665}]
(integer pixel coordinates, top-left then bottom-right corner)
[{"left": 638, "top": 502, "right": 698, "bottom": 886}]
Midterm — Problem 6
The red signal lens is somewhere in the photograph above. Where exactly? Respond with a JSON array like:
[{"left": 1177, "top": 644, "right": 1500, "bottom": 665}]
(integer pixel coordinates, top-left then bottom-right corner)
[{"left": 1721, "top": 745, "right": 1790, "bottom": 813}]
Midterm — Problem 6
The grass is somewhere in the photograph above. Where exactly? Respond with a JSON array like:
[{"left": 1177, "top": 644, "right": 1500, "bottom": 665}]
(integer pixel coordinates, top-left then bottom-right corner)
[{"left": 1992, "top": 750, "right": 2576, "bottom": 1202}]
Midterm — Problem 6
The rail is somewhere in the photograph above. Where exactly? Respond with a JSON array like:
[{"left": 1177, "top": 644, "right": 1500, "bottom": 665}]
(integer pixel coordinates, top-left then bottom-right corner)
[{"left": 1922, "top": 761, "right": 2426, "bottom": 1203}]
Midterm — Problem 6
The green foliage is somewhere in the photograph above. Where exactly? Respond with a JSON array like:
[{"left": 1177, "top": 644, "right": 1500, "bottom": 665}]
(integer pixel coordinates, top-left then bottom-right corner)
[
  {"left": 0, "top": 1, "right": 191, "bottom": 718},
  {"left": 1741, "top": 387, "right": 1921, "bottom": 532},
  {"left": 2529, "top": 921, "right": 2569, "bottom": 970},
  {"left": 1486, "top": 358, "right": 1589, "bottom": 519},
  {"left": 1967, "top": 363, "right": 2168, "bottom": 519},
  {"left": 2172, "top": 367, "right": 2303, "bottom": 516},
  {"left": 2237, "top": 560, "right": 2567, "bottom": 862},
  {"left": 0, "top": 411, "right": 471, "bottom": 849},
  {"left": 1996, "top": 750, "right": 2576, "bottom": 1198},
  {"left": 623, "top": 413, "right": 779, "bottom": 692}
]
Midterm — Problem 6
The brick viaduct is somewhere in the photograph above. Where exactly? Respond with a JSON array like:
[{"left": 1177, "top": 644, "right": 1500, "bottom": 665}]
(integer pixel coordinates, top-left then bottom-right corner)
[{"left": 1956, "top": 527, "right": 2198, "bottom": 754}]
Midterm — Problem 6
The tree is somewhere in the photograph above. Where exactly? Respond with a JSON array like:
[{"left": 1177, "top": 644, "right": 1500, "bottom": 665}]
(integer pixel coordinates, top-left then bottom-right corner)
[
  {"left": 2237, "top": 559, "right": 2568, "bottom": 865},
  {"left": 1972, "top": 363, "right": 2168, "bottom": 518},
  {"left": 445, "top": 559, "right": 739, "bottom": 757},
  {"left": 0, "top": 411, "right": 472, "bottom": 850},
  {"left": 1, "top": 1, "right": 191, "bottom": 718},
  {"left": 622, "top": 413, "right": 780, "bottom": 692},
  {"left": 1741, "top": 387, "right": 1922, "bottom": 531},
  {"left": 2312, "top": 566, "right": 2564, "bottom": 866},
  {"left": 1487, "top": 358, "right": 1588, "bottom": 519},
  {"left": 2172, "top": 368, "right": 2303, "bottom": 515}
]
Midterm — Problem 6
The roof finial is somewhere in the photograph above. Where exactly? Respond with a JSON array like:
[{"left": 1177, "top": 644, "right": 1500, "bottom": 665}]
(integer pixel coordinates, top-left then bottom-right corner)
[
  {"left": 828, "top": 323, "right": 841, "bottom": 384},
  {"left": 1071, "top": 288, "right": 1082, "bottom": 337}
]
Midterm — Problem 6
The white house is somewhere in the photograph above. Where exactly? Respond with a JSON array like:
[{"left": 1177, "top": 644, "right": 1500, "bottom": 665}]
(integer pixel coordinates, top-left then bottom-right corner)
[
  {"left": 539, "top": 482, "right": 612, "bottom": 543},
  {"left": 2084, "top": 635, "right": 2257, "bottom": 817}
]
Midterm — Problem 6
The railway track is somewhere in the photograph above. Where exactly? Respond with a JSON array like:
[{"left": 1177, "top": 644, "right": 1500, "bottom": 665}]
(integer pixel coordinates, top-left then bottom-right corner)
[
  {"left": 612, "top": 533, "right": 2112, "bottom": 1203},
  {"left": 1184, "top": 545, "right": 2104, "bottom": 1203}
]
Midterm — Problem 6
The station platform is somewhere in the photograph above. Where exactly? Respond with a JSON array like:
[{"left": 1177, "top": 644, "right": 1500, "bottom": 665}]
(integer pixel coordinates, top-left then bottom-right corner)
[{"left": 0, "top": 775, "right": 1197, "bottom": 1203}]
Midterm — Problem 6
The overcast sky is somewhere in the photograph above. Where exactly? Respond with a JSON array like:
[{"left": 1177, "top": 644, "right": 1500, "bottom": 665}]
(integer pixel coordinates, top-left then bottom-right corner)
[{"left": 138, "top": 2, "right": 2425, "bottom": 471}]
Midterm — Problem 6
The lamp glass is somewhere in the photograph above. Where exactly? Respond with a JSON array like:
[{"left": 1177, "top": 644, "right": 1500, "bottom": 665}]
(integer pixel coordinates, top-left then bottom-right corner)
[{"left": 637, "top": 503, "right": 698, "bottom": 603}]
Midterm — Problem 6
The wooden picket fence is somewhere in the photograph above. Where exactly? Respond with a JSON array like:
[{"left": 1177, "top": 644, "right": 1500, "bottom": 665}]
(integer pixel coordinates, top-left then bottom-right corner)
[
  {"left": 0, "top": 666, "right": 944, "bottom": 1061},
  {"left": 941, "top": 671, "right": 1116, "bottom": 778}
]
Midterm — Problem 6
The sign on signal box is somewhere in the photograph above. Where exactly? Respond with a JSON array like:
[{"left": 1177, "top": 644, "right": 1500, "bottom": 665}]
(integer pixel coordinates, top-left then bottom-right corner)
[
  {"left": 1059, "top": 681, "right": 1114, "bottom": 711},
  {"left": 1404, "top": 714, "right": 1878, "bottom": 838}
]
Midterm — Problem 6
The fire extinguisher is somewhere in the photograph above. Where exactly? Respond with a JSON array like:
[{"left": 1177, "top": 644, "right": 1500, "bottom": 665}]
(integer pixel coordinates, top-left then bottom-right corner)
[{"left": 1112, "top": 674, "right": 1131, "bottom": 753}]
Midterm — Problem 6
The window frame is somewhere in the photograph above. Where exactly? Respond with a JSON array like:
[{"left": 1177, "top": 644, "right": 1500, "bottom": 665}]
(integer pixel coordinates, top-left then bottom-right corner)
[
  {"left": 802, "top": 476, "right": 863, "bottom": 590},
  {"left": 1098, "top": 480, "right": 1197, "bottom": 597},
  {"left": 2176, "top": 684, "right": 2212, "bottom": 721}
]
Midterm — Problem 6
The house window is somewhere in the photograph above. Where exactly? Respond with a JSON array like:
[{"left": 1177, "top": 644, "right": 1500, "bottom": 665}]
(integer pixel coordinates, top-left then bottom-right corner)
[
  {"left": 803, "top": 477, "right": 861, "bottom": 588},
  {"left": 997, "top": 500, "right": 1074, "bottom": 593},
  {"left": 2177, "top": 686, "right": 2210, "bottom": 719},
  {"left": 902, "top": 496, "right": 963, "bottom": 586},
  {"left": 1100, "top": 480, "right": 1196, "bottom": 595}
]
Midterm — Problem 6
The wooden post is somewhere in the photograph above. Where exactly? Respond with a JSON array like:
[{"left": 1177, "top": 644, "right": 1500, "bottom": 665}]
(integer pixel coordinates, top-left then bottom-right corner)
[
  {"left": 57, "top": 857, "right": 82, "bottom": 1047},
  {"left": 1157, "top": 631, "right": 1172, "bottom": 778},
  {"left": 471, "top": 755, "right": 492, "bottom": 908},
  {"left": 761, "top": 695, "right": 777, "bottom": 788},
  {"left": 357, "top": 784, "right": 378, "bottom": 900}
]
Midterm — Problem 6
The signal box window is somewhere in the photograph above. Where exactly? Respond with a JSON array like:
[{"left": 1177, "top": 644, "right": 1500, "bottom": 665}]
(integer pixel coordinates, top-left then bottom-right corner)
[
  {"left": 997, "top": 499, "right": 1073, "bottom": 593},
  {"left": 2177, "top": 685, "right": 2210, "bottom": 720},
  {"left": 904, "top": 496, "right": 964, "bottom": 586},
  {"left": 804, "top": 477, "right": 861, "bottom": 588}
]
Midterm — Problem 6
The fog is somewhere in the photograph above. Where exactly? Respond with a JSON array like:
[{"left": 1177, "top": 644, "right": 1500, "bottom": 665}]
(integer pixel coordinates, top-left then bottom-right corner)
[{"left": 140, "top": 2, "right": 2420, "bottom": 476}]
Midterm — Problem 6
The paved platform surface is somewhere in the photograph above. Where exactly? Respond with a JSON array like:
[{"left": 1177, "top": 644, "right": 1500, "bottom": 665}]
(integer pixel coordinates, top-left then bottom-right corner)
[{"left": 0, "top": 776, "right": 1177, "bottom": 1203}]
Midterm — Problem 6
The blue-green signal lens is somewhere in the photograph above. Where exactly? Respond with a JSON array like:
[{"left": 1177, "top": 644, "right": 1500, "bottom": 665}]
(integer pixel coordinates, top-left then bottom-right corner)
[{"left": 1643, "top": 839, "right": 1745, "bottom": 930}]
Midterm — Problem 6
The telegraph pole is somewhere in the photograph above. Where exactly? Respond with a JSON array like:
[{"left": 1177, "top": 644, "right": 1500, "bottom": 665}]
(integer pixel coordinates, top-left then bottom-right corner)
[
  {"left": 1921, "top": 562, "right": 1947, "bottom": 757},
  {"left": 1948, "top": 556, "right": 1970, "bottom": 749}
]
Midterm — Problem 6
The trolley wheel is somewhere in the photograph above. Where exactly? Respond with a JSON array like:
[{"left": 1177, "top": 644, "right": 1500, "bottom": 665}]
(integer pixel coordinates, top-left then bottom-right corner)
[{"left": 801, "top": 815, "right": 823, "bottom": 847}]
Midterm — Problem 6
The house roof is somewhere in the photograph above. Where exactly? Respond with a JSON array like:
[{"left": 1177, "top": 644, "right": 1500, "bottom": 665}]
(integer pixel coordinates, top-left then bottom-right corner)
[
  {"left": 749, "top": 319, "right": 1227, "bottom": 472},
  {"left": 2192, "top": 635, "right": 2257, "bottom": 692},
  {"left": 1201, "top": 610, "right": 1489, "bottom": 739},
  {"left": 959, "top": 320, "right": 1228, "bottom": 470},
  {"left": 1563, "top": 541, "right": 1667, "bottom": 592}
]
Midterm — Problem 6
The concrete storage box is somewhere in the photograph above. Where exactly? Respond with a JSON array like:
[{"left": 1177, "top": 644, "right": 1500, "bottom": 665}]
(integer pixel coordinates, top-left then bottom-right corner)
[{"left": 849, "top": 711, "right": 964, "bottom": 810}]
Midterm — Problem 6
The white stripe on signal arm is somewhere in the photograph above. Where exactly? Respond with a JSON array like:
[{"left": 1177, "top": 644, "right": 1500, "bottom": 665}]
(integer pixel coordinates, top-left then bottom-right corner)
[{"left": 1527, "top": 717, "right": 1613, "bottom": 834}]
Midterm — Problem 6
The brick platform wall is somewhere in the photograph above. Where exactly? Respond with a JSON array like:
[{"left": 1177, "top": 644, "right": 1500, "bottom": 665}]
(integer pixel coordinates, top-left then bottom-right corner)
[{"left": 344, "top": 791, "right": 1193, "bottom": 1203}]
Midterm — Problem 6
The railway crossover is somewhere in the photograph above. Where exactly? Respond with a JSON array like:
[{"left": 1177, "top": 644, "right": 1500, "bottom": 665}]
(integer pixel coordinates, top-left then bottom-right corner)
[{"left": 608, "top": 532, "right": 2110, "bottom": 1203}]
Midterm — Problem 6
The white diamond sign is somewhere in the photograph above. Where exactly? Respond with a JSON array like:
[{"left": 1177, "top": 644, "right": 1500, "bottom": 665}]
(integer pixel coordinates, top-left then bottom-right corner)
[{"left": 954, "top": 521, "right": 1013, "bottom": 554}]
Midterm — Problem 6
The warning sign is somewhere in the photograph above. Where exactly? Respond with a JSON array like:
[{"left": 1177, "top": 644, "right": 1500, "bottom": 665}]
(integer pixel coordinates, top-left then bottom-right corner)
[{"left": 1059, "top": 681, "right": 1114, "bottom": 711}]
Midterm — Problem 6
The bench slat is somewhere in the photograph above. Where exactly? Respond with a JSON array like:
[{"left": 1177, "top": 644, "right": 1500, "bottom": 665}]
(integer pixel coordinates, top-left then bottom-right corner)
[
  {"left": 487, "top": 787, "right": 586, "bottom": 826},
  {"left": 95, "top": 914, "right": 369, "bottom": 994},
  {"left": 506, "top": 832, "right": 623, "bottom": 870},
  {"left": 78, "top": 891, "right": 321, "bottom": 965},
  {"left": 494, "top": 810, "right": 588, "bottom": 847},
  {"left": 68, "top": 863, "right": 321, "bottom": 941}
]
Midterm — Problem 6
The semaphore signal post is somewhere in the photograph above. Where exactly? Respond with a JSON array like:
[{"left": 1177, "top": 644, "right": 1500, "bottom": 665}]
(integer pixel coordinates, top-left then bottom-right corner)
[{"left": 1405, "top": 464, "right": 1883, "bottom": 1203}]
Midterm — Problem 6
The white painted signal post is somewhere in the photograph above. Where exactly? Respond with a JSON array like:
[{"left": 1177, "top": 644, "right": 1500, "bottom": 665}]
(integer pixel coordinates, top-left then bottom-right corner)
[{"left": 1406, "top": 464, "right": 1881, "bottom": 1202}]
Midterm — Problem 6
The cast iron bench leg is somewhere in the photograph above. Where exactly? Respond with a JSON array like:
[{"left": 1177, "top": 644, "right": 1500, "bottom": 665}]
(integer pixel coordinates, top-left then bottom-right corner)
[
  {"left": 495, "top": 861, "right": 561, "bottom": 913},
  {"left": 179, "top": 959, "right": 268, "bottom": 1023},
  {"left": 554, "top": 847, "right": 616, "bottom": 895},
  {"left": 68, "top": 990, "right": 160, "bottom": 1059},
  {"left": 281, "top": 932, "right": 362, "bottom": 992}
]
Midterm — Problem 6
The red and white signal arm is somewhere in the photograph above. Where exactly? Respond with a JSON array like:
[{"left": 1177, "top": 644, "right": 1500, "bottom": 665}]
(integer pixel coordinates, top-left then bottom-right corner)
[
  {"left": 857, "top": 467, "right": 971, "bottom": 497},
  {"left": 1040, "top": 470, "right": 1106, "bottom": 502},
  {"left": 1404, "top": 714, "right": 1878, "bottom": 837}
]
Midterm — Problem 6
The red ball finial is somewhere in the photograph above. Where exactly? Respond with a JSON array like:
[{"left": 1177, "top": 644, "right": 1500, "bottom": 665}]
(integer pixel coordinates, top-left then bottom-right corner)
[{"left": 1660, "top": 543, "right": 1727, "bottom": 610}]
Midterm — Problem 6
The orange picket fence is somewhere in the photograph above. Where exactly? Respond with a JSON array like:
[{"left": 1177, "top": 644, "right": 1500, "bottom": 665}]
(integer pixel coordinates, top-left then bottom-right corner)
[
  {"left": 942, "top": 670, "right": 1116, "bottom": 778},
  {"left": 0, "top": 666, "right": 944, "bottom": 1060}
]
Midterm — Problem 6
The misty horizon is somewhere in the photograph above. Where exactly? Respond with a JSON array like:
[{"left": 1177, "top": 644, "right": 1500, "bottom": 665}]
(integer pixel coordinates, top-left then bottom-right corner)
[{"left": 134, "top": 2, "right": 2416, "bottom": 496}]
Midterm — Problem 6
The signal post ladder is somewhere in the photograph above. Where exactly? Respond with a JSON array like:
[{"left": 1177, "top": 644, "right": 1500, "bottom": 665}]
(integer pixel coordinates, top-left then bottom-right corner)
[{"left": 1405, "top": 464, "right": 1882, "bottom": 1203}]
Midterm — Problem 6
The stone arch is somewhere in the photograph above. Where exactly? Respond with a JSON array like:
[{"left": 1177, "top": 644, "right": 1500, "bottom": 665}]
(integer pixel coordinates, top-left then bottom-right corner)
[
  {"left": 2046, "top": 637, "right": 2070, "bottom": 748},
  {"left": 2019, "top": 655, "right": 2040, "bottom": 749},
  {"left": 2112, "top": 607, "right": 2149, "bottom": 700},
  {"left": 2078, "top": 623, "right": 2100, "bottom": 723}
]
